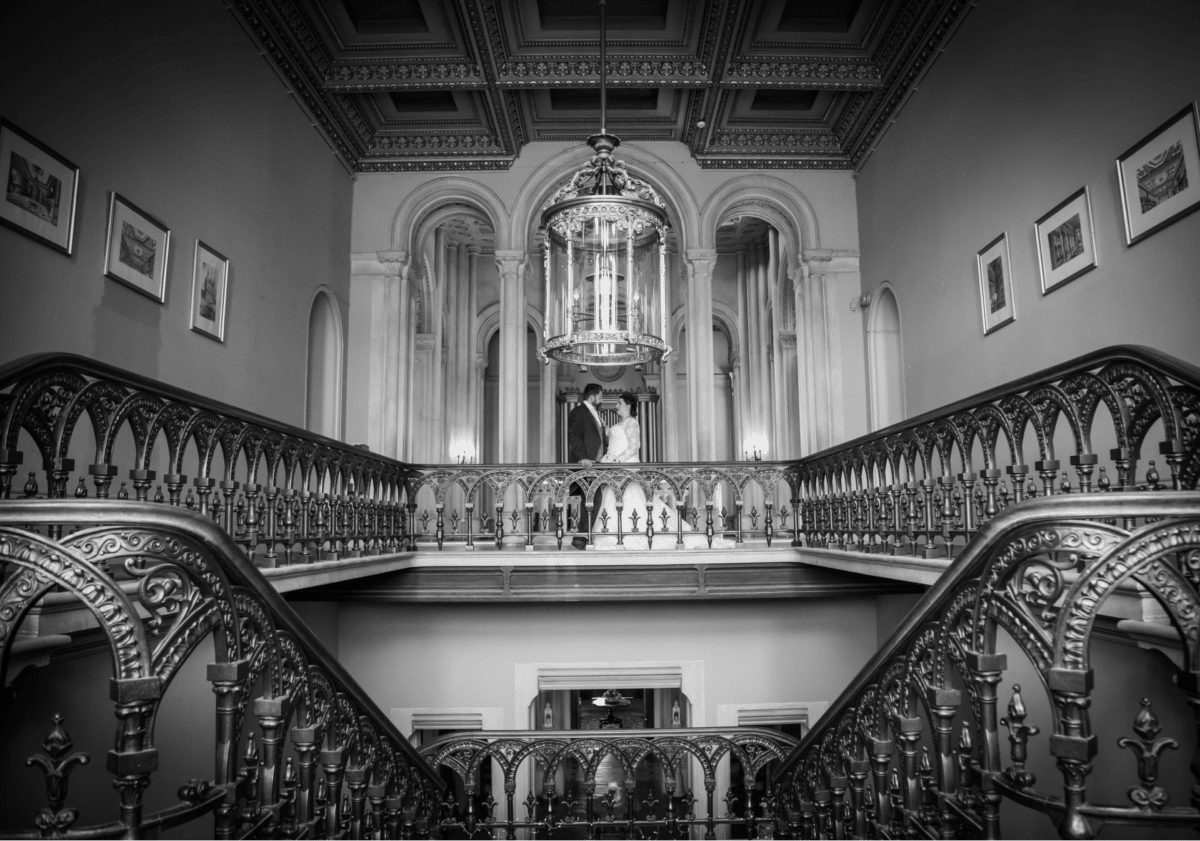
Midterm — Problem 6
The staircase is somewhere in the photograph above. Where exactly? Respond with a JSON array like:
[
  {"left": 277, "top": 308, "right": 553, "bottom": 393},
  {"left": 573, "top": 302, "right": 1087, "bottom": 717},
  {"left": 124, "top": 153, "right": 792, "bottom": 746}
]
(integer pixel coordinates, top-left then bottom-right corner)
[{"left": 0, "top": 346, "right": 1197, "bottom": 838}]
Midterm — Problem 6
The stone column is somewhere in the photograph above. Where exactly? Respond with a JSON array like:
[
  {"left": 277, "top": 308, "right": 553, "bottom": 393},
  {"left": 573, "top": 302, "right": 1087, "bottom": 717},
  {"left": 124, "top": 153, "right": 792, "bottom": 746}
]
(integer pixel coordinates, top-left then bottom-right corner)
[
  {"left": 429, "top": 229, "right": 447, "bottom": 461},
  {"left": 660, "top": 249, "right": 679, "bottom": 462},
  {"left": 685, "top": 250, "right": 718, "bottom": 462},
  {"left": 465, "top": 247, "right": 480, "bottom": 461},
  {"left": 768, "top": 228, "right": 785, "bottom": 458},
  {"left": 749, "top": 242, "right": 766, "bottom": 442},
  {"left": 402, "top": 300, "right": 417, "bottom": 461},
  {"left": 539, "top": 342, "right": 556, "bottom": 463},
  {"left": 496, "top": 251, "right": 527, "bottom": 464},
  {"left": 735, "top": 248, "right": 750, "bottom": 458},
  {"left": 757, "top": 238, "right": 773, "bottom": 447}
]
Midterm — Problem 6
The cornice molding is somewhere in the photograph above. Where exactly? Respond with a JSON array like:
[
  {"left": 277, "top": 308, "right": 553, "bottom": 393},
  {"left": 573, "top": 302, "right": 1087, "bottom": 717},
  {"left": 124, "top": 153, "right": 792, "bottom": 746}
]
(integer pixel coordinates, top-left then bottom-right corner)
[{"left": 226, "top": 0, "right": 974, "bottom": 172}]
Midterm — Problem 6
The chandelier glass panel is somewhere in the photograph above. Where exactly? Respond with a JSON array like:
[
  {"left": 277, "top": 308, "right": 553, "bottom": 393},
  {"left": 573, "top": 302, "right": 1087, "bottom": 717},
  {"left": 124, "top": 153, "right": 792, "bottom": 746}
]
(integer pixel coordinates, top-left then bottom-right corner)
[{"left": 541, "top": 179, "right": 671, "bottom": 367}]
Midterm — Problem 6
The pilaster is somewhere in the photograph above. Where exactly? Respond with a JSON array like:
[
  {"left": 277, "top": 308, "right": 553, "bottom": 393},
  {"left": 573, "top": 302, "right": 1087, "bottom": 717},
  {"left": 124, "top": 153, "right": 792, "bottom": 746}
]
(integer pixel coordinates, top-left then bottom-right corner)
[
  {"left": 685, "top": 249, "right": 718, "bottom": 461},
  {"left": 496, "top": 250, "right": 528, "bottom": 464}
]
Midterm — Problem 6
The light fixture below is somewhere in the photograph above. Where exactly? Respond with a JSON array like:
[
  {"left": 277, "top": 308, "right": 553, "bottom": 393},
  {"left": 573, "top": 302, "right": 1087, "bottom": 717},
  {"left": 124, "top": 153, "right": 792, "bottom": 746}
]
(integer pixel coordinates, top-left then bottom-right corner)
[{"left": 539, "top": 0, "right": 671, "bottom": 368}]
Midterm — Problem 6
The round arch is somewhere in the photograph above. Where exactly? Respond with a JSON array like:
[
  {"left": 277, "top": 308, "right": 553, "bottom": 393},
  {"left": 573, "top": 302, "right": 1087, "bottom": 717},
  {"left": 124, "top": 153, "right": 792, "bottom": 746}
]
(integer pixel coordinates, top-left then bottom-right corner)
[
  {"left": 391, "top": 177, "right": 510, "bottom": 255},
  {"left": 305, "top": 286, "right": 345, "bottom": 440},
  {"left": 698, "top": 176, "right": 821, "bottom": 259},
  {"left": 670, "top": 300, "right": 741, "bottom": 370},
  {"left": 507, "top": 143, "right": 701, "bottom": 254},
  {"left": 866, "top": 281, "right": 906, "bottom": 431},
  {"left": 412, "top": 204, "right": 495, "bottom": 261},
  {"left": 476, "top": 302, "right": 547, "bottom": 356}
]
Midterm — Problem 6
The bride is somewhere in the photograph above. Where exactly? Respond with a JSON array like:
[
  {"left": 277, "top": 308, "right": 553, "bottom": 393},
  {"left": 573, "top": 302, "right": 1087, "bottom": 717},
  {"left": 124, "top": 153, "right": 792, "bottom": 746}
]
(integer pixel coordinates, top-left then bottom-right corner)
[{"left": 592, "top": 392, "right": 733, "bottom": 550}]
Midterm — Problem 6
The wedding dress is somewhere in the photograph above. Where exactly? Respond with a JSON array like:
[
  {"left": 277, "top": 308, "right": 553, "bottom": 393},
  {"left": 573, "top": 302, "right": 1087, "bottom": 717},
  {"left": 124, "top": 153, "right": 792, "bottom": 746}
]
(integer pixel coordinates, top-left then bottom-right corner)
[{"left": 591, "top": 418, "right": 733, "bottom": 550}]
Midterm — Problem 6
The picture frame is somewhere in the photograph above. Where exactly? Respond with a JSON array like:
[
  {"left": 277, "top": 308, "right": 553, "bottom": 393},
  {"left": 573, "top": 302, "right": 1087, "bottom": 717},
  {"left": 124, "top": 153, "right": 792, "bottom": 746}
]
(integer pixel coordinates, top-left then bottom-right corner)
[
  {"left": 103, "top": 193, "right": 170, "bottom": 301},
  {"left": 0, "top": 118, "right": 80, "bottom": 254},
  {"left": 190, "top": 240, "right": 229, "bottom": 341},
  {"left": 976, "top": 232, "right": 1015, "bottom": 335},
  {"left": 1116, "top": 102, "right": 1200, "bottom": 245},
  {"left": 1034, "top": 186, "right": 1098, "bottom": 294}
]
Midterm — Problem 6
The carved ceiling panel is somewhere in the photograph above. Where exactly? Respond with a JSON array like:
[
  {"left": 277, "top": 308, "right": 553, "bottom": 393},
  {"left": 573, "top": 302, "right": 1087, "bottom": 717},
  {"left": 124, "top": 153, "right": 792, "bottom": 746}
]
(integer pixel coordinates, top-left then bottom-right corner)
[{"left": 228, "top": 0, "right": 972, "bottom": 171}]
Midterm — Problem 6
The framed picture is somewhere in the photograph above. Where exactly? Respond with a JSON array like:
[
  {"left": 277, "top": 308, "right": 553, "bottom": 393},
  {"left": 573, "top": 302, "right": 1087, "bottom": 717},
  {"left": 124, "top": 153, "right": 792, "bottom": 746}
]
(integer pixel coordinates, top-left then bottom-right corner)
[
  {"left": 190, "top": 240, "right": 229, "bottom": 341},
  {"left": 103, "top": 193, "right": 170, "bottom": 301},
  {"left": 1034, "top": 186, "right": 1098, "bottom": 294},
  {"left": 0, "top": 118, "right": 80, "bottom": 254},
  {"left": 976, "top": 232, "right": 1015, "bottom": 335},
  {"left": 1116, "top": 102, "right": 1200, "bottom": 245}
]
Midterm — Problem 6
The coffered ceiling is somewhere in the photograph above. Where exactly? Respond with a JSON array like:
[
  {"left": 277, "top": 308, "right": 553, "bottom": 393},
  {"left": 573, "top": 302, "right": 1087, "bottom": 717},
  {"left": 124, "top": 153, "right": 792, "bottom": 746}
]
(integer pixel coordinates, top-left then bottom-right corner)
[{"left": 229, "top": 0, "right": 971, "bottom": 172}]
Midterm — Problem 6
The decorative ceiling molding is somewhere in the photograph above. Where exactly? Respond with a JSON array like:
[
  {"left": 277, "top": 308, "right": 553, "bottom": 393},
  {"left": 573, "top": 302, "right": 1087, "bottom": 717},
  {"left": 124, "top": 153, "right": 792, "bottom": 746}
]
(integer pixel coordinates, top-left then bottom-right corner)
[{"left": 227, "top": 0, "right": 973, "bottom": 171}]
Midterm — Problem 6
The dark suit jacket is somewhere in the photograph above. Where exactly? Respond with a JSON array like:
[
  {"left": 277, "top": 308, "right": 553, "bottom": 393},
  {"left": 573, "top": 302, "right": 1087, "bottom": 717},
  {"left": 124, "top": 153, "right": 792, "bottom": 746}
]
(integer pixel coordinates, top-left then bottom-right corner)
[{"left": 567, "top": 402, "right": 605, "bottom": 463}]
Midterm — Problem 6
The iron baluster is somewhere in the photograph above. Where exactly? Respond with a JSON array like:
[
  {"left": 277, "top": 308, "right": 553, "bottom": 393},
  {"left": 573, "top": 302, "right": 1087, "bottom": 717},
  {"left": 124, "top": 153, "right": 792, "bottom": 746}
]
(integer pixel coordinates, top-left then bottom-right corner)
[
  {"left": 495, "top": 502, "right": 504, "bottom": 550},
  {"left": 525, "top": 500, "right": 535, "bottom": 549},
  {"left": 1036, "top": 457, "right": 1059, "bottom": 497}
]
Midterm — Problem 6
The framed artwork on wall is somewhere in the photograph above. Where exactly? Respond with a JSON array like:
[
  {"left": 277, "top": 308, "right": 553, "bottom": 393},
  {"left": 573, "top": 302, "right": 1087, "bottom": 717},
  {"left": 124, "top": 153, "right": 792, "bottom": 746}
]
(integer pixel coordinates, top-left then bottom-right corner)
[
  {"left": 976, "top": 232, "right": 1015, "bottom": 335},
  {"left": 190, "top": 240, "right": 229, "bottom": 341},
  {"left": 0, "top": 118, "right": 80, "bottom": 254},
  {"left": 1116, "top": 102, "right": 1200, "bottom": 245},
  {"left": 1034, "top": 186, "right": 1098, "bottom": 294},
  {"left": 103, "top": 193, "right": 170, "bottom": 301}
]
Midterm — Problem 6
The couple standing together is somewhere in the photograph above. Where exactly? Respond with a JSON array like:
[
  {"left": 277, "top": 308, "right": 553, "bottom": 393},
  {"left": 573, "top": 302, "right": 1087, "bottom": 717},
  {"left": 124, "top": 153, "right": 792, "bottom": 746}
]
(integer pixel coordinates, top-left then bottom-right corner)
[{"left": 566, "top": 383, "right": 730, "bottom": 550}]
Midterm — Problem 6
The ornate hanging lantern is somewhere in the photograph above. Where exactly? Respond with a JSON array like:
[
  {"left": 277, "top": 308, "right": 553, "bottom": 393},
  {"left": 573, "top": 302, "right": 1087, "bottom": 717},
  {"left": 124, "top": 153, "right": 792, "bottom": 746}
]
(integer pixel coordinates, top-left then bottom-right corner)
[{"left": 539, "top": 2, "right": 671, "bottom": 368}]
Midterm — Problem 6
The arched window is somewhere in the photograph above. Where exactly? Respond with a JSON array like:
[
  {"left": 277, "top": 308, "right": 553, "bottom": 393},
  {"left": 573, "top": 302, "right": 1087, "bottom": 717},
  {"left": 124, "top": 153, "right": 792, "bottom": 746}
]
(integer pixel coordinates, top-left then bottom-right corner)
[
  {"left": 306, "top": 289, "right": 344, "bottom": 440},
  {"left": 867, "top": 285, "right": 905, "bottom": 431}
]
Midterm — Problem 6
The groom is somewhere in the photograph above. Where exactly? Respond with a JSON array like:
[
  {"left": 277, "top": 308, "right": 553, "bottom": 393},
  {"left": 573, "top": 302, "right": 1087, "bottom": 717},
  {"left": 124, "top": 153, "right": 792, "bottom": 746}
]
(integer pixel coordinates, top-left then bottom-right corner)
[{"left": 566, "top": 383, "right": 606, "bottom": 550}]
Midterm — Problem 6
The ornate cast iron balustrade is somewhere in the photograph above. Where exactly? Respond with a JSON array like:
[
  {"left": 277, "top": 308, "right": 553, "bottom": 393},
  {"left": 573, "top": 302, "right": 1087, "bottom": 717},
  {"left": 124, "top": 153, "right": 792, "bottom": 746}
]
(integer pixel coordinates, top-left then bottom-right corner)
[
  {"left": 6, "top": 346, "right": 1193, "bottom": 562},
  {"left": 0, "top": 353, "right": 414, "bottom": 565},
  {"left": 0, "top": 500, "right": 443, "bottom": 839},
  {"left": 416, "top": 727, "right": 799, "bottom": 839},
  {"left": 773, "top": 491, "right": 1200, "bottom": 839},
  {"left": 404, "top": 461, "right": 797, "bottom": 551},
  {"left": 790, "top": 345, "right": 1200, "bottom": 558}
]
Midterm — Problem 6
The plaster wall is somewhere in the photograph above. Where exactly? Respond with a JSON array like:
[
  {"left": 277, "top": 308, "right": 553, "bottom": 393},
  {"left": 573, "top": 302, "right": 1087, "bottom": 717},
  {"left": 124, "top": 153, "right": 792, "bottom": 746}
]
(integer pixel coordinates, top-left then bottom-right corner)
[
  {"left": 0, "top": 2, "right": 352, "bottom": 428},
  {"left": 333, "top": 598, "right": 879, "bottom": 731},
  {"left": 855, "top": 0, "right": 1200, "bottom": 417}
]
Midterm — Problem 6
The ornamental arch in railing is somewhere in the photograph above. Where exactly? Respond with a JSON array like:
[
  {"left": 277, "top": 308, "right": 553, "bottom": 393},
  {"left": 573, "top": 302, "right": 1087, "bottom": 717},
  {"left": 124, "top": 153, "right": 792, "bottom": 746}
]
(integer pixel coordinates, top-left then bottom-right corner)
[
  {"left": 0, "top": 501, "right": 443, "bottom": 839},
  {"left": 776, "top": 494, "right": 1200, "bottom": 839}
]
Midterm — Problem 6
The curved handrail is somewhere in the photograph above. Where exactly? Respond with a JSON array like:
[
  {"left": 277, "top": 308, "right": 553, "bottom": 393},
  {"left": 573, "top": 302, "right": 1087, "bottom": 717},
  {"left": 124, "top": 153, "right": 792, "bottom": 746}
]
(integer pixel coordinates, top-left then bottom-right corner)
[
  {"left": 772, "top": 490, "right": 1200, "bottom": 838},
  {"left": 0, "top": 352, "right": 375, "bottom": 456},
  {"left": 787, "top": 344, "right": 1200, "bottom": 469},
  {"left": 0, "top": 499, "right": 443, "bottom": 840}
]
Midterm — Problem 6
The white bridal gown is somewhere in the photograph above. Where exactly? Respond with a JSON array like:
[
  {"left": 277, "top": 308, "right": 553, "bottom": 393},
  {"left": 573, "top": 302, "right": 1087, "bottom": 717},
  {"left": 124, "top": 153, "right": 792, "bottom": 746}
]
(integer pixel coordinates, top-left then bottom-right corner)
[{"left": 592, "top": 418, "right": 733, "bottom": 550}]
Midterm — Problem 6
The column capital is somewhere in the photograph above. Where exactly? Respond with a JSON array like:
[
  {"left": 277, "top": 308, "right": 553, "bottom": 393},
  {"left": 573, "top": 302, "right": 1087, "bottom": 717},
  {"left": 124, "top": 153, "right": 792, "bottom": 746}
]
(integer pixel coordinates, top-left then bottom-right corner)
[
  {"left": 684, "top": 250, "right": 717, "bottom": 285},
  {"left": 495, "top": 249, "right": 527, "bottom": 278},
  {"left": 376, "top": 250, "right": 412, "bottom": 279}
]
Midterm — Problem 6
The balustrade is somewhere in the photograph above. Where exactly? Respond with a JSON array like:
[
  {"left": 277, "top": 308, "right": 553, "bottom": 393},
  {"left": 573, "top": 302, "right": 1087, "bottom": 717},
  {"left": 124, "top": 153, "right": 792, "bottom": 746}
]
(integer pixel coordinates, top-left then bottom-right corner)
[
  {"left": 790, "top": 344, "right": 1200, "bottom": 556},
  {"left": 774, "top": 492, "right": 1200, "bottom": 838},
  {"left": 416, "top": 727, "right": 798, "bottom": 839},
  {"left": 0, "top": 354, "right": 412, "bottom": 565},
  {"left": 0, "top": 500, "right": 442, "bottom": 839}
]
